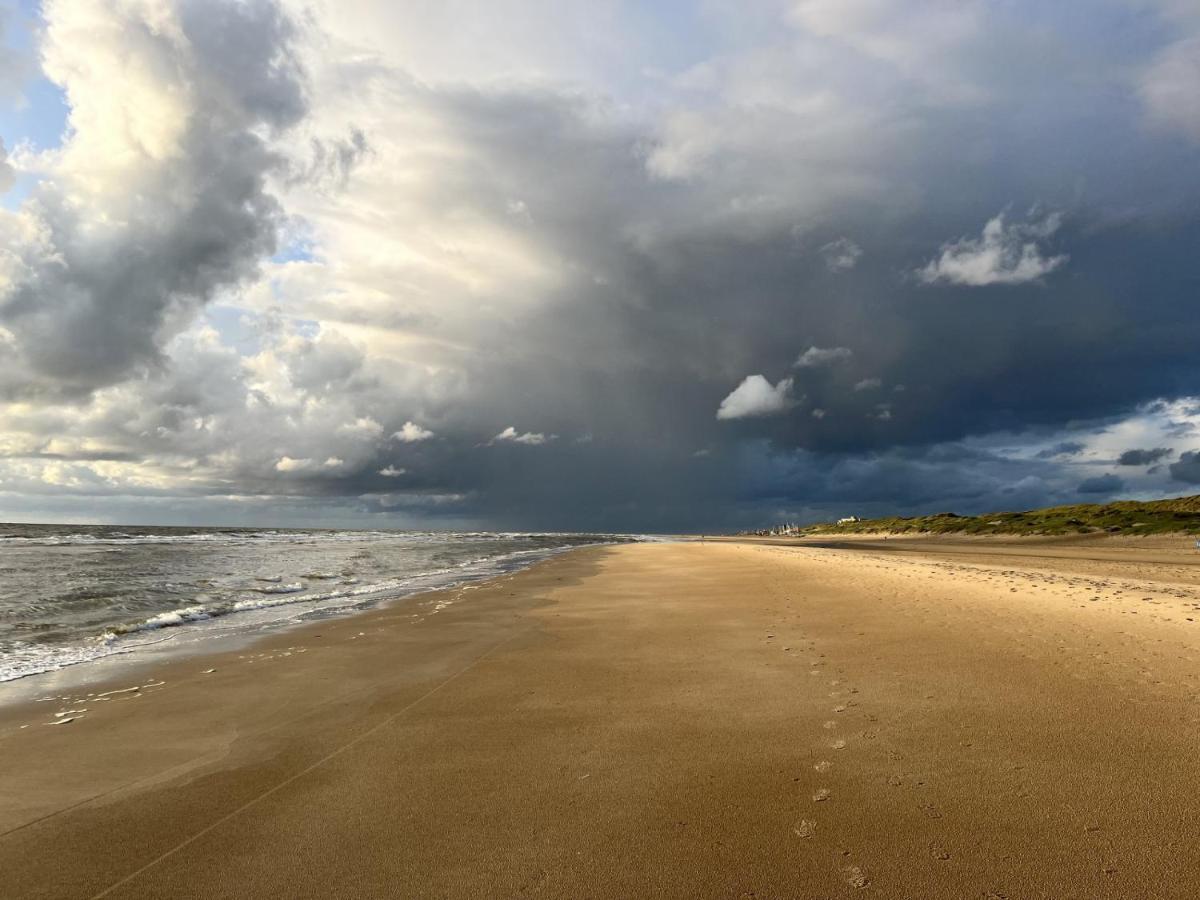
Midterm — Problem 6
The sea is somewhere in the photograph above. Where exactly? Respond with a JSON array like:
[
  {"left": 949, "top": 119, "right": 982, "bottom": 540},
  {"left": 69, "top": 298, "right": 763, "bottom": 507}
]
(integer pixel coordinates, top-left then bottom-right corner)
[{"left": 0, "top": 524, "right": 639, "bottom": 685}]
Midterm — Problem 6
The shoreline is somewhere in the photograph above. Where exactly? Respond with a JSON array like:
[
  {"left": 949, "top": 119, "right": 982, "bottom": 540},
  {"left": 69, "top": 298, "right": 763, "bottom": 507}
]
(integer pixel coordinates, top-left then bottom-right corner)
[
  {"left": 5, "top": 538, "right": 1200, "bottom": 897},
  {"left": 0, "top": 544, "right": 606, "bottom": 839},
  {"left": 0, "top": 539, "right": 633, "bottom": 704}
]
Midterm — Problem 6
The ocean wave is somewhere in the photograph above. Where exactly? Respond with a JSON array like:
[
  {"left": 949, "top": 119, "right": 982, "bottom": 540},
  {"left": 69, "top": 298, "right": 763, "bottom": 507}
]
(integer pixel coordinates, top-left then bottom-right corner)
[
  {"left": 0, "top": 539, "right": 638, "bottom": 684},
  {"left": 0, "top": 529, "right": 641, "bottom": 548},
  {"left": 255, "top": 582, "right": 305, "bottom": 594}
]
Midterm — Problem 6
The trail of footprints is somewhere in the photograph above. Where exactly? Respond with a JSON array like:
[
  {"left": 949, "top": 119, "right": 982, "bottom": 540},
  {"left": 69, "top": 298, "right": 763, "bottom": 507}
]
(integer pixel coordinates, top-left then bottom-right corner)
[
  {"left": 794, "top": 668, "right": 877, "bottom": 891},
  {"left": 765, "top": 609, "right": 878, "bottom": 891},
  {"left": 742, "top": 540, "right": 1200, "bottom": 893},
  {"left": 772, "top": 635, "right": 959, "bottom": 893}
]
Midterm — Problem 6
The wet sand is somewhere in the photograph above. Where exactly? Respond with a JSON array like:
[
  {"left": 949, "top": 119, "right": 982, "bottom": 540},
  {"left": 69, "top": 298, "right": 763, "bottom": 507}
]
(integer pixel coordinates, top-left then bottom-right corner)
[{"left": 3, "top": 538, "right": 1200, "bottom": 897}]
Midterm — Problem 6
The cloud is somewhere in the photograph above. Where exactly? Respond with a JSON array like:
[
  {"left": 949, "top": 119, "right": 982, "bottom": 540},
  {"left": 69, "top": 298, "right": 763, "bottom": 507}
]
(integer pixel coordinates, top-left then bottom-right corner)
[
  {"left": 819, "top": 237, "right": 862, "bottom": 272},
  {"left": 0, "top": 0, "right": 306, "bottom": 396},
  {"left": 492, "top": 426, "right": 550, "bottom": 445},
  {"left": 339, "top": 417, "right": 384, "bottom": 437},
  {"left": 717, "top": 375, "right": 795, "bottom": 420},
  {"left": 1142, "top": 33, "right": 1200, "bottom": 142},
  {"left": 1170, "top": 451, "right": 1200, "bottom": 484},
  {"left": 1035, "top": 441, "right": 1086, "bottom": 459},
  {"left": 0, "top": 139, "right": 13, "bottom": 193},
  {"left": 854, "top": 377, "right": 881, "bottom": 392},
  {"left": 918, "top": 212, "right": 1067, "bottom": 286},
  {"left": 393, "top": 421, "right": 435, "bottom": 442},
  {"left": 276, "top": 456, "right": 313, "bottom": 472},
  {"left": 378, "top": 464, "right": 406, "bottom": 477},
  {"left": 3, "top": 2, "right": 1200, "bottom": 531},
  {"left": 795, "top": 346, "right": 853, "bottom": 368},
  {"left": 1117, "top": 447, "right": 1172, "bottom": 466},
  {"left": 1077, "top": 473, "right": 1123, "bottom": 494}
]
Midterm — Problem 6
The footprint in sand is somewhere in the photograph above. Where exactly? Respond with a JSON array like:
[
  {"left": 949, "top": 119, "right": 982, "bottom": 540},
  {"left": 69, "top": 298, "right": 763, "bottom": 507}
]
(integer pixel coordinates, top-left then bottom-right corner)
[
  {"left": 813, "top": 788, "right": 831, "bottom": 802},
  {"left": 823, "top": 720, "right": 838, "bottom": 729},
  {"left": 830, "top": 739, "right": 847, "bottom": 750},
  {"left": 814, "top": 760, "right": 832, "bottom": 772},
  {"left": 794, "top": 819, "right": 817, "bottom": 839},
  {"left": 842, "top": 865, "right": 870, "bottom": 889}
]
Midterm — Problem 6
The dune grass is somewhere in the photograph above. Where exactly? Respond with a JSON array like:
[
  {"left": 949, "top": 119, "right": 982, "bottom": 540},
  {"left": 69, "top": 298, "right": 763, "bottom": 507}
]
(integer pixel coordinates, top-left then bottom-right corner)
[{"left": 802, "top": 495, "right": 1200, "bottom": 536}]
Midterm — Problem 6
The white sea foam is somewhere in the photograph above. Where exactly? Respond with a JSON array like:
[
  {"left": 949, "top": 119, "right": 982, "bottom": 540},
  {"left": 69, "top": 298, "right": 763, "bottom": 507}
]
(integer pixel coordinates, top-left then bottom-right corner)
[
  {"left": 0, "top": 536, "right": 647, "bottom": 684},
  {"left": 255, "top": 582, "right": 305, "bottom": 595},
  {"left": 0, "top": 529, "right": 641, "bottom": 547}
]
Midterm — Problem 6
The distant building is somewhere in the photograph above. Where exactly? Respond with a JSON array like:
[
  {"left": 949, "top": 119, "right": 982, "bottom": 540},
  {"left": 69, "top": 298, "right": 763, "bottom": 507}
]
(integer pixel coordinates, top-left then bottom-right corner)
[{"left": 836, "top": 516, "right": 861, "bottom": 526}]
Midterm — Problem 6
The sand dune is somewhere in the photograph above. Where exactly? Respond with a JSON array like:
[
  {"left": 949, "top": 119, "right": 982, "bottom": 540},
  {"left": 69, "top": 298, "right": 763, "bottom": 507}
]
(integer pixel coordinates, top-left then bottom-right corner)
[{"left": 3, "top": 539, "right": 1200, "bottom": 897}]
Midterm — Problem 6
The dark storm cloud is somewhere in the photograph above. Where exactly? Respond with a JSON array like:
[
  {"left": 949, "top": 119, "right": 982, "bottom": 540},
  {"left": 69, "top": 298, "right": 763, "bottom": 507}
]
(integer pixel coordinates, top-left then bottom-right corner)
[
  {"left": 5, "top": 0, "right": 1200, "bottom": 529},
  {"left": 1036, "top": 442, "right": 1087, "bottom": 459},
  {"left": 1170, "top": 452, "right": 1200, "bottom": 485},
  {"left": 1117, "top": 447, "right": 1172, "bottom": 466}
]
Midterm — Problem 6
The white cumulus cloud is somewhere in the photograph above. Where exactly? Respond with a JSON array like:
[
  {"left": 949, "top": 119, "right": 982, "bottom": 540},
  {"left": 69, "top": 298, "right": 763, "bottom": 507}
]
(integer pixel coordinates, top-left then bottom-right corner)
[
  {"left": 795, "top": 346, "right": 853, "bottom": 368},
  {"left": 717, "top": 375, "right": 795, "bottom": 420},
  {"left": 393, "top": 421, "right": 435, "bottom": 442},
  {"left": 492, "top": 426, "right": 551, "bottom": 445},
  {"left": 819, "top": 237, "right": 862, "bottom": 272},
  {"left": 275, "top": 456, "right": 313, "bottom": 472},
  {"left": 918, "top": 211, "right": 1067, "bottom": 286}
]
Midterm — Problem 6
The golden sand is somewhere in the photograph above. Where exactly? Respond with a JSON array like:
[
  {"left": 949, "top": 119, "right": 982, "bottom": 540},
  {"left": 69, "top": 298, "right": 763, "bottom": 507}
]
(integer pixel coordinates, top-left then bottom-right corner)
[{"left": 3, "top": 538, "right": 1200, "bottom": 897}]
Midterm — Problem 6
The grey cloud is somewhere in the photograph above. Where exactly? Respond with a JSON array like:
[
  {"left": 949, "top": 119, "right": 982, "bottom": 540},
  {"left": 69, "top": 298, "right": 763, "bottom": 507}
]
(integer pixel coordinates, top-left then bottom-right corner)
[
  {"left": 819, "top": 237, "right": 862, "bottom": 272},
  {"left": 0, "top": 0, "right": 306, "bottom": 396},
  {"left": 289, "top": 128, "right": 371, "bottom": 189},
  {"left": 1142, "top": 34, "right": 1200, "bottom": 141},
  {"left": 0, "top": 138, "right": 13, "bottom": 193},
  {"left": 1035, "top": 441, "right": 1086, "bottom": 459},
  {"left": 1077, "top": 474, "right": 1123, "bottom": 494},
  {"left": 734, "top": 440, "right": 1080, "bottom": 529},
  {"left": 1117, "top": 447, "right": 1172, "bottom": 466},
  {"left": 6, "top": 2, "right": 1200, "bottom": 531},
  {"left": 1170, "top": 451, "right": 1200, "bottom": 484}
]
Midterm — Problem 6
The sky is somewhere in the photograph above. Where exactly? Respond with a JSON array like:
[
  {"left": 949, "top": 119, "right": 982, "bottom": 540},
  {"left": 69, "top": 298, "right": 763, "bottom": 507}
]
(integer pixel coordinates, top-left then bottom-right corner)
[{"left": 0, "top": 0, "right": 1199, "bottom": 531}]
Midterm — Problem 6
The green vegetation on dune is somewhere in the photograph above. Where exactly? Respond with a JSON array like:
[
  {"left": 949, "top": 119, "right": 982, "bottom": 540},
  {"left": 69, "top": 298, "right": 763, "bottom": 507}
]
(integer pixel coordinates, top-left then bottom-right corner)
[{"left": 801, "top": 496, "right": 1200, "bottom": 536}]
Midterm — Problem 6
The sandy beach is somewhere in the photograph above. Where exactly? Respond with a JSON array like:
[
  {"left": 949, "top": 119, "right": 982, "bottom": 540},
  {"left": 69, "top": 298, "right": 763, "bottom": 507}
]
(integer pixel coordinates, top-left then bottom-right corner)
[{"left": 4, "top": 538, "right": 1200, "bottom": 898}]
